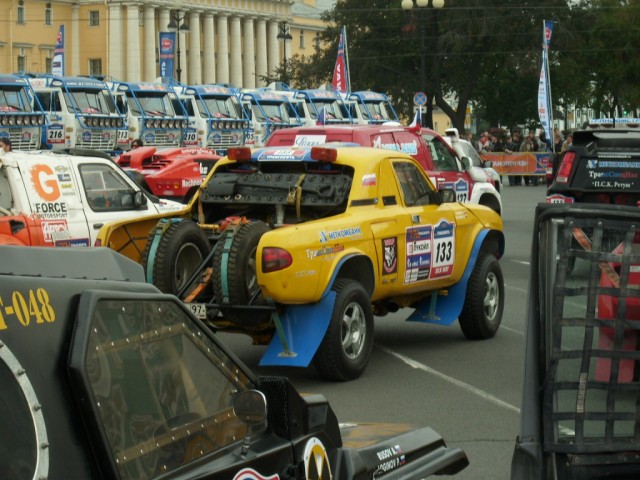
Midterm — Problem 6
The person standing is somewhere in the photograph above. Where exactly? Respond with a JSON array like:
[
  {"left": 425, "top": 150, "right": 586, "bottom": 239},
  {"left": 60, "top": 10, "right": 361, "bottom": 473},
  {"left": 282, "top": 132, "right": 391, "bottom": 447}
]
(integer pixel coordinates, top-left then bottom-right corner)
[
  {"left": 507, "top": 131, "right": 523, "bottom": 186},
  {"left": 520, "top": 129, "right": 539, "bottom": 185}
]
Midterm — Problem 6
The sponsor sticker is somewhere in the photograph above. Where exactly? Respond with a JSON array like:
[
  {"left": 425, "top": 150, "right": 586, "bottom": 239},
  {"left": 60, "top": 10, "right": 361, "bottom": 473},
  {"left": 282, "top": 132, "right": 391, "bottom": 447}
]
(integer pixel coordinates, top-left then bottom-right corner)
[
  {"left": 382, "top": 237, "right": 397, "bottom": 274},
  {"left": 319, "top": 226, "right": 362, "bottom": 243},
  {"left": 232, "top": 468, "right": 279, "bottom": 480}
]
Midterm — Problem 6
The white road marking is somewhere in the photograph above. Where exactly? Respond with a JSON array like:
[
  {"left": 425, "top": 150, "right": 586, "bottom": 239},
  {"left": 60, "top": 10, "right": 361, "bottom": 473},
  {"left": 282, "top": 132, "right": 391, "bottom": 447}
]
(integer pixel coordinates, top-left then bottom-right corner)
[{"left": 376, "top": 344, "right": 521, "bottom": 414}]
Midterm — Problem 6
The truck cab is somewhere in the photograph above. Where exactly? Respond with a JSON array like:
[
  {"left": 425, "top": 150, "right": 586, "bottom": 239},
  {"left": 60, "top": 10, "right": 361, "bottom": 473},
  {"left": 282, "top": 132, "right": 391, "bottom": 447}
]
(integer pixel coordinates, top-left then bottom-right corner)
[
  {"left": 295, "top": 88, "right": 354, "bottom": 125},
  {"left": 346, "top": 90, "right": 399, "bottom": 125},
  {"left": 0, "top": 74, "right": 47, "bottom": 150},
  {"left": 0, "top": 149, "right": 181, "bottom": 247},
  {"left": 239, "top": 89, "right": 303, "bottom": 146},
  {"left": 109, "top": 81, "right": 188, "bottom": 151},
  {"left": 28, "top": 75, "right": 125, "bottom": 153},
  {"left": 171, "top": 84, "right": 249, "bottom": 155}
]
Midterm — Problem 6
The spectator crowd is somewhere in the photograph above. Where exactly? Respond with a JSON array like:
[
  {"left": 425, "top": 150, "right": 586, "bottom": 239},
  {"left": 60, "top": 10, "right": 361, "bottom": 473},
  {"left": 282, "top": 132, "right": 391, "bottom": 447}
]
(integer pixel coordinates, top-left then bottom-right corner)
[{"left": 468, "top": 126, "right": 573, "bottom": 186}]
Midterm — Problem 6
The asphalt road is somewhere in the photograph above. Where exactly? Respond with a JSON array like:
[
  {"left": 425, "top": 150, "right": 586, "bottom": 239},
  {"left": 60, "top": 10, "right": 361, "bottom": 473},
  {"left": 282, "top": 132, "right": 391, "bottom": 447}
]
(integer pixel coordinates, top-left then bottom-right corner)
[{"left": 218, "top": 181, "right": 549, "bottom": 480}]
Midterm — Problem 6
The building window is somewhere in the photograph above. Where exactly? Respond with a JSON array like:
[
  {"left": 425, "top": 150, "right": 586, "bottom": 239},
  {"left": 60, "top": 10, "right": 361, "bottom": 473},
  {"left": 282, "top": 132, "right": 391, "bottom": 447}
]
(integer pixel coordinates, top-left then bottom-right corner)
[
  {"left": 299, "top": 30, "right": 305, "bottom": 49},
  {"left": 45, "top": 4, "right": 52, "bottom": 26},
  {"left": 45, "top": 57, "right": 52, "bottom": 73},
  {"left": 89, "top": 11, "right": 100, "bottom": 27},
  {"left": 89, "top": 59, "right": 102, "bottom": 76},
  {"left": 315, "top": 32, "right": 321, "bottom": 49},
  {"left": 17, "top": 1, "right": 25, "bottom": 24},
  {"left": 17, "top": 55, "right": 26, "bottom": 72}
]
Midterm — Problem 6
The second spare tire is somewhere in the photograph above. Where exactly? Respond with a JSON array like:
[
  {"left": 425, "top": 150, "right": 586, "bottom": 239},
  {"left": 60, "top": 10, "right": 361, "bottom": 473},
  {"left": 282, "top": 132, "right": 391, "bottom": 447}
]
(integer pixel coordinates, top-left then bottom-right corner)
[{"left": 213, "top": 221, "right": 271, "bottom": 327}]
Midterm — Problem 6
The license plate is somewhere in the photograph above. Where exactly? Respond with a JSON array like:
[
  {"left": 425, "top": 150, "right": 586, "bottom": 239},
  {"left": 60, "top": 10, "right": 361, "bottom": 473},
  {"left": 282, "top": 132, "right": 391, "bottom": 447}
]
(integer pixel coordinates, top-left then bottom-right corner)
[{"left": 186, "top": 303, "right": 207, "bottom": 319}]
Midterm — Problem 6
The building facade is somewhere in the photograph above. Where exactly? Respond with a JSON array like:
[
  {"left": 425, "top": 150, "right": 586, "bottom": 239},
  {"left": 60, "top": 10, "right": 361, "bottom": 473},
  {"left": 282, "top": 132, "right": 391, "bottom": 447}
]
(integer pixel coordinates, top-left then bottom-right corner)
[{"left": 0, "top": 0, "right": 332, "bottom": 88}]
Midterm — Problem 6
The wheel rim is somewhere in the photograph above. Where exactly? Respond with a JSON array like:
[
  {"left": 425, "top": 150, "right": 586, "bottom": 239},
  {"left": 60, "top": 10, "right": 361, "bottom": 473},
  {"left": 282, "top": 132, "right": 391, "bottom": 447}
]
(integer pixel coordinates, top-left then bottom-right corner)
[
  {"left": 341, "top": 301, "right": 367, "bottom": 360},
  {"left": 174, "top": 243, "right": 203, "bottom": 291},
  {"left": 484, "top": 271, "right": 500, "bottom": 322}
]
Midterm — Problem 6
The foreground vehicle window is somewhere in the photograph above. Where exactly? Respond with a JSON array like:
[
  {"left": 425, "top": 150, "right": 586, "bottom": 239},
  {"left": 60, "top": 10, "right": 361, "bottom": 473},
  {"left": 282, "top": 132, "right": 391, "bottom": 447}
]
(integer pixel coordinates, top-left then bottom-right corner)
[{"left": 78, "top": 297, "right": 256, "bottom": 479}]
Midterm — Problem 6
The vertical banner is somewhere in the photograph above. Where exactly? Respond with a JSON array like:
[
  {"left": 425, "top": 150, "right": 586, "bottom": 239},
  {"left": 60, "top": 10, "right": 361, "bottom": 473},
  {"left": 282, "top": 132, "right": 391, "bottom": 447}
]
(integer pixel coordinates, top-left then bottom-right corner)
[
  {"left": 332, "top": 26, "right": 350, "bottom": 94},
  {"left": 538, "top": 20, "right": 554, "bottom": 149},
  {"left": 52, "top": 25, "right": 65, "bottom": 76},
  {"left": 159, "top": 32, "right": 176, "bottom": 82}
]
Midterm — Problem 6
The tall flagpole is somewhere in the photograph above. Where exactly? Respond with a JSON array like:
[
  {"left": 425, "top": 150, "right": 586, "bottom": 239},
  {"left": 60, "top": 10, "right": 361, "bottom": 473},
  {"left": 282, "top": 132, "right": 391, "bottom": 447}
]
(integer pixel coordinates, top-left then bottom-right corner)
[
  {"left": 544, "top": 20, "right": 554, "bottom": 152},
  {"left": 343, "top": 26, "right": 351, "bottom": 93}
]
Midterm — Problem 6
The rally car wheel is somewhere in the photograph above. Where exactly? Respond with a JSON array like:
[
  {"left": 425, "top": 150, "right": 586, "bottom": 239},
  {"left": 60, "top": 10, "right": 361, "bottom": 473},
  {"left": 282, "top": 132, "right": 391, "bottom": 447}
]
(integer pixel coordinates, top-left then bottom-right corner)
[
  {"left": 213, "top": 221, "right": 271, "bottom": 327},
  {"left": 142, "top": 219, "right": 210, "bottom": 294},
  {"left": 459, "top": 252, "right": 504, "bottom": 340},
  {"left": 313, "top": 279, "right": 374, "bottom": 381}
]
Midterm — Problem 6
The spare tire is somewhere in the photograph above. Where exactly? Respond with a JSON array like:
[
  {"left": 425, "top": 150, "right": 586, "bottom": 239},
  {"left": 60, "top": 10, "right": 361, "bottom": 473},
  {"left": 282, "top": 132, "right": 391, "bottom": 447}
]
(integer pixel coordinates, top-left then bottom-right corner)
[
  {"left": 141, "top": 219, "right": 210, "bottom": 295},
  {"left": 213, "top": 221, "right": 270, "bottom": 327}
]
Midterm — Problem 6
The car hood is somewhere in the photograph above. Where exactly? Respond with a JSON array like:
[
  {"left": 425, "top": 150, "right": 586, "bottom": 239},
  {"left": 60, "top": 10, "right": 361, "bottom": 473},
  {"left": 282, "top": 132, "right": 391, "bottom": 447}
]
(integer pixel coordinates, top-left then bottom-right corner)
[{"left": 338, "top": 422, "right": 468, "bottom": 478}]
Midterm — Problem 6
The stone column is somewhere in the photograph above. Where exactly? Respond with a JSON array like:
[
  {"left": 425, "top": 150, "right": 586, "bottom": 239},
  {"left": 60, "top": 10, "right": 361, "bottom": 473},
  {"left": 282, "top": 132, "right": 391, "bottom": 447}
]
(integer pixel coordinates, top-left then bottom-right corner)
[
  {"left": 267, "top": 20, "right": 279, "bottom": 79},
  {"left": 255, "top": 18, "right": 267, "bottom": 87},
  {"left": 229, "top": 16, "right": 242, "bottom": 88},
  {"left": 216, "top": 14, "right": 229, "bottom": 84},
  {"left": 158, "top": 7, "right": 170, "bottom": 34},
  {"left": 71, "top": 4, "right": 80, "bottom": 75},
  {"left": 126, "top": 3, "right": 141, "bottom": 82},
  {"left": 202, "top": 12, "right": 215, "bottom": 84},
  {"left": 188, "top": 11, "right": 201, "bottom": 85},
  {"left": 143, "top": 5, "right": 156, "bottom": 81},
  {"left": 178, "top": 20, "right": 188, "bottom": 84},
  {"left": 108, "top": 4, "right": 124, "bottom": 80},
  {"left": 242, "top": 17, "right": 255, "bottom": 89}
]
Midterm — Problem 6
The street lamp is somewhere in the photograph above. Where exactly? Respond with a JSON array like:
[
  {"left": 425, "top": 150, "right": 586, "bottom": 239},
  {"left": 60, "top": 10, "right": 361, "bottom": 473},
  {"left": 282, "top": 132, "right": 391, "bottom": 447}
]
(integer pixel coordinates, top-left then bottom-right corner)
[
  {"left": 401, "top": 0, "right": 444, "bottom": 129},
  {"left": 167, "top": 11, "right": 190, "bottom": 83},
  {"left": 277, "top": 22, "right": 293, "bottom": 86}
]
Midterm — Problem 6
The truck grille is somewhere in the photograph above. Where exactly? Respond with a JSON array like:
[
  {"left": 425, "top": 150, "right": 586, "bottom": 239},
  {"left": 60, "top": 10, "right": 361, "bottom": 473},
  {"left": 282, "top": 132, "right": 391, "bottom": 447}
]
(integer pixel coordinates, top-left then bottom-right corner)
[
  {"left": 75, "top": 130, "right": 116, "bottom": 150},
  {"left": 6, "top": 128, "right": 41, "bottom": 150},
  {"left": 206, "top": 130, "right": 244, "bottom": 148}
]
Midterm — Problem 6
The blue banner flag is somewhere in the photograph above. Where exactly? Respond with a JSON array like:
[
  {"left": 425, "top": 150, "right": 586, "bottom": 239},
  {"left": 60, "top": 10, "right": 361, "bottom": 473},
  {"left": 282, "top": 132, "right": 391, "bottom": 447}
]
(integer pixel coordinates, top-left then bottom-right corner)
[
  {"left": 52, "top": 25, "right": 64, "bottom": 76},
  {"left": 159, "top": 32, "right": 176, "bottom": 82}
]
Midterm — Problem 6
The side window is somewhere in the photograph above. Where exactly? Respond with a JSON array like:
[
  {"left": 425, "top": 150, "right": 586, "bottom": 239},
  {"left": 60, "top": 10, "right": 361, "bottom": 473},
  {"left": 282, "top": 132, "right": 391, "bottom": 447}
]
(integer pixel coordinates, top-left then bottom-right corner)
[
  {"left": 425, "top": 135, "right": 460, "bottom": 172},
  {"left": 393, "top": 161, "right": 432, "bottom": 207},
  {"left": 81, "top": 298, "right": 256, "bottom": 479},
  {"left": 79, "top": 163, "right": 137, "bottom": 211}
]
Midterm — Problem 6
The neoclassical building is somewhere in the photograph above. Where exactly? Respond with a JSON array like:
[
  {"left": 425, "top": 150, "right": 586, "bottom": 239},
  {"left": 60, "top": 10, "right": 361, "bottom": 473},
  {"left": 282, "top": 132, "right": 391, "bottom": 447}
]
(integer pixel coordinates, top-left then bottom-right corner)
[{"left": 0, "top": 0, "right": 332, "bottom": 87}]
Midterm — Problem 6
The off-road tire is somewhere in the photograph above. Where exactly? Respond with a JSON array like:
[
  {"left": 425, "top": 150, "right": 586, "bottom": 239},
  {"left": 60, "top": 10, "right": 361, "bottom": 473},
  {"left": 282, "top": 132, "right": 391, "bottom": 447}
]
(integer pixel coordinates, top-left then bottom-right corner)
[
  {"left": 141, "top": 219, "right": 210, "bottom": 295},
  {"left": 459, "top": 252, "right": 504, "bottom": 339},
  {"left": 212, "top": 221, "right": 270, "bottom": 327},
  {"left": 313, "top": 279, "right": 374, "bottom": 381}
]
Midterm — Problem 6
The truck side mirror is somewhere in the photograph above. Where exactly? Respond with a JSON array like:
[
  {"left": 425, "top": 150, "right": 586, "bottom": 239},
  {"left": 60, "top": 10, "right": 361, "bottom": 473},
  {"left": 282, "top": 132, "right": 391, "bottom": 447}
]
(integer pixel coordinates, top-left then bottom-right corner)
[{"left": 460, "top": 156, "right": 473, "bottom": 171}]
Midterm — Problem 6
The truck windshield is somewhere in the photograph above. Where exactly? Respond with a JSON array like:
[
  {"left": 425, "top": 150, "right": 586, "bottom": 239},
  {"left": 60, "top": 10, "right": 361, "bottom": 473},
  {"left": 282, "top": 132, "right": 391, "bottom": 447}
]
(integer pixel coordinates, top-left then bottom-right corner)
[
  {"left": 252, "top": 102, "right": 291, "bottom": 123},
  {"left": 0, "top": 87, "right": 34, "bottom": 112},
  {"left": 65, "top": 89, "right": 116, "bottom": 115},
  {"left": 310, "top": 100, "right": 347, "bottom": 120},
  {"left": 364, "top": 101, "right": 393, "bottom": 121},
  {"left": 198, "top": 95, "right": 243, "bottom": 119},
  {"left": 127, "top": 93, "right": 176, "bottom": 117}
]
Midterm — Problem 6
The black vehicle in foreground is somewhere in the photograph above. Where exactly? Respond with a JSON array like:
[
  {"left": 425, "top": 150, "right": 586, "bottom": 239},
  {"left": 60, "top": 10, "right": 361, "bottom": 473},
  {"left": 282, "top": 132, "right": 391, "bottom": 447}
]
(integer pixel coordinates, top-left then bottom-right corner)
[
  {"left": 0, "top": 246, "right": 468, "bottom": 480},
  {"left": 511, "top": 203, "right": 640, "bottom": 479},
  {"left": 546, "top": 118, "right": 640, "bottom": 206}
]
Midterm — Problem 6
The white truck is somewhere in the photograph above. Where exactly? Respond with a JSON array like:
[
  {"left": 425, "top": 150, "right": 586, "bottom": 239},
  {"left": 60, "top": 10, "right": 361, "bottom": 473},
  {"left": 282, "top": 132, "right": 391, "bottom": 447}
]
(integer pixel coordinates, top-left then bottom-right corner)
[
  {"left": 28, "top": 76, "right": 125, "bottom": 153},
  {"left": 0, "top": 74, "right": 48, "bottom": 150},
  {"left": 171, "top": 84, "right": 250, "bottom": 155},
  {"left": 295, "top": 88, "right": 354, "bottom": 125},
  {"left": 346, "top": 90, "right": 399, "bottom": 124},
  {"left": 0, "top": 149, "right": 181, "bottom": 247},
  {"left": 108, "top": 81, "right": 188, "bottom": 151},
  {"left": 239, "top": 89, "right": 303, "bottom": 146}
]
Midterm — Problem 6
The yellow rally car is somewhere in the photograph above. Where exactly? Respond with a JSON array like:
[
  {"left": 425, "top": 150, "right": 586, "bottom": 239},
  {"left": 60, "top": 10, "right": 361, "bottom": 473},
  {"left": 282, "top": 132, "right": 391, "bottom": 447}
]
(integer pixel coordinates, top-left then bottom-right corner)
[{"left": 97, "top": 145, "right": 505, "bottom": 381}]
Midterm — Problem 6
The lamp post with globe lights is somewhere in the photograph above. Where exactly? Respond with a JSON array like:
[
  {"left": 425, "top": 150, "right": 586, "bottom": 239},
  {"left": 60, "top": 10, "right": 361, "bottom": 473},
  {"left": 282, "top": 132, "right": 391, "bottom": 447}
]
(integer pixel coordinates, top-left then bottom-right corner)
[
  {"left": 167, "top": 11, "right": 190, "bottom": 83},
  {"left": 401, "top": 0, "right": 444, "bottom": 129}
]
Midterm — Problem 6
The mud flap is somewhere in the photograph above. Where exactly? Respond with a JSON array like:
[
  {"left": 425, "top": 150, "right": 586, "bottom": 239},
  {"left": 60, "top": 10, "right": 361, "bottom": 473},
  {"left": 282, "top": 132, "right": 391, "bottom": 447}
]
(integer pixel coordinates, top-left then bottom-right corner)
[
  {"left": 259, "top": 291, "right": 337, "bottom": 367},
  {"left": 407, "top": 230, "right": 489, "bottom": 325}
]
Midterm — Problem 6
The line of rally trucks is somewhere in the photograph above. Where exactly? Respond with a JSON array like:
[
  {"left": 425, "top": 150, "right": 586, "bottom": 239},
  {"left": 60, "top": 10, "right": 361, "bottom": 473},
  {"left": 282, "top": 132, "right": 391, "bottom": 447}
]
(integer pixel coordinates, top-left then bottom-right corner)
[{"left": 0, "top": 73, "right": 398, "bottom": 155}]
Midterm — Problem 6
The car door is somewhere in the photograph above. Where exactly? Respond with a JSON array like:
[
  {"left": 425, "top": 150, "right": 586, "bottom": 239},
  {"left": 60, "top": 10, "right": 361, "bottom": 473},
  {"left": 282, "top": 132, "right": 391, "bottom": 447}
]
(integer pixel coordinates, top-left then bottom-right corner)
[
  {"left": 20, "top": 157, "right": 93, "bottom": 246},
  {"left": 383, "top": 159, "right": 463, "bottom": 295},
  {"left": 417, "top": 131, "right": 473, "bottom": 203}
]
